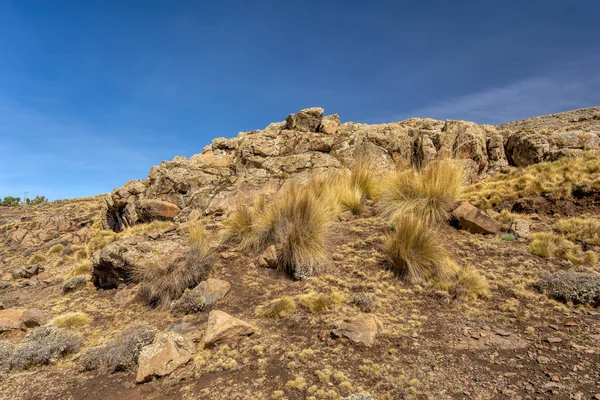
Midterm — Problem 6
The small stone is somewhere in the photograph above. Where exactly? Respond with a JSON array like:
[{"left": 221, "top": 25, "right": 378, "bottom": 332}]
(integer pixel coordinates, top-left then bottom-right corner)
[
  {"left": 537, "top": 356, "right": 550, "bottom": 364},
  {"left": 331, "top": 314, "right": 378, "bottom": 346},
  {"left": 546, "top": 337, "right": 562, "bottom": 344},
  {"left": 594, "top": 394, "right": 600, "bottom": 400},
  {"left": 494, "top": 329, "right": 511, "bottom": 337},
  {"left": 193, "top": 278, "right": 230, "bottom": 306},
  {"left": 551, "top": 376, "right": 559, "bottom": 382},
  {"left": 503, "top": 372, "right": 517, "bottom": 377},
  {"left": 339, "top": 211, "right": 353, "bottom": 221},
  {"left": 548, "top": 324, "right": 560, "bottom": 330},
  {"left": 564, "top": 321, "right": 577, "bottom": 327},
  {"left": 257, "top": 245, "right": 277, "bottom": 269},
  {"left": 203, "top": 310, "right": 255, "bottom": 347},
  {"left": 219, "top": 252, "right": 235, "bottom": 260}
]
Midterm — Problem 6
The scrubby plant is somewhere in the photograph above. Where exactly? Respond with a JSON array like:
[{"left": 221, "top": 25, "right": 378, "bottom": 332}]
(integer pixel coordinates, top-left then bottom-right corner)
[
  {"left": 62, "top": 275, "right": 88, "bottom": 293},
  {"left": 502, "top": 233, "right": 517, "bottom": 241},
  {"left": 0, "top": 196, "right": 21, "bottom": 207},
  {"left": 52, "top": 312, "right": 91, "bottom": 329},
  {"left": 134, "top": 222, "right": 214, "bottom": 307},
  {"left": 0, "top": 341, "right": 14, "bottom": 372},
  {"left": 255, "top": 296, "right": 297, "bottom": 318},
  {"left": 171, "top": 288, "right": 205, "bottom": 316},
  {"left": 9, "top": 326, "right": 82, "bottom": 370},
  {"left": 298, "top": 291, "right": 344, "bottom": 313},
  {"left": 27, "top": 253, "right": 46, "bottom": 265},
  {"left": 352, "top": 293, "right": 376, "bottom": 312},
  {"left": 224, "top": 182, "right": 332, "bottom": 280},
  {"left": 384, "top": 213, "right": 454, "bottom": 282},
  {"left": 378, "top": 160, "right": 466, "bottom": 224},
  {"left": 451, "top": 265, "right": 490, "bottom": 300},
  {"left": 80, "top": 324, "right": 157, "bottom": 372},
  {"left": 47, "top": 244, "right": 64, "bottom": 255}
]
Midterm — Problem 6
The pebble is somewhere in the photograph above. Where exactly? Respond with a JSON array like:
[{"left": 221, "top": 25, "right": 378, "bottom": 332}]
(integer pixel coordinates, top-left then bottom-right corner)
[
  {"left": 537, "top": 356, "right": 550, "bottom": 364},
  {"left": 546, "top": 337, "right": 562, "bottom": 343},
  {"left": 551, "top": 376, "right": 560, "bottom": 382}
]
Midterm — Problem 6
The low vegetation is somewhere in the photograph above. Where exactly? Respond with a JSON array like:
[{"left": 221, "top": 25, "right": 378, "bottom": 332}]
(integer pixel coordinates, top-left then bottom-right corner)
[
  {"left": 8, "top": 326, "right": 82, "bottom": 370},
  {"left": 134, "top": 222, "right": 214, "bottom": 307},
  {"left": 465, "top": 152, "right": 600, "bottom": 209},
  {"left": 378, "top": 160, "right": 467, "bottom": 224},
  {"left": 255, "top": 296, "right": 297, "bottom": 318},
  {"left": 52, "top": 312, "right": 91, "bottom": 329},
  {"left": 171, "top": 288, "right": 206, "bottom": 316}
]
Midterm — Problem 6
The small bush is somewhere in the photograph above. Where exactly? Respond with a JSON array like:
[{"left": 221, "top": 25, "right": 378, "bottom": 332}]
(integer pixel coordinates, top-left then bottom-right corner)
[
  {"left": 352, "top": 293, "right": 376, "bottom": 312},
  {"left": 9, "top": 326, "right": 82, "bottom": 370},
  {"left": 378, "top": 160, "right": 466, "bottom": 224},
  {"left": 171, "top": 288, "right": 205, "bottom": 316},
  {"left": 502, "top": 233, "right": 517, "bottom": 241},
  {"left": 298, "top": 291, "right": 344, "bottom": 313},
  {"left": 62, "top": 275, "right": 87, "bottom": 293},
  {"left": 134, "top": 223, "right": 214, "bottom": 307},
  {"left": 47, "top": 244, "right": 64, "bottom": 255},
  {"left": 255, "top": 296, "right": 297, "bottom": 318},
  {"left": 0, "top": 341, "right": 14, "bottom": 372},
  {"left": 384, "top": 213, "right": 454, "bottom": 282},
  {"left": 80, "top": 324, "right": 157, "bottom": 372},
  {"left": 52, "top": 312, "right": 91, "bottom": 329}
]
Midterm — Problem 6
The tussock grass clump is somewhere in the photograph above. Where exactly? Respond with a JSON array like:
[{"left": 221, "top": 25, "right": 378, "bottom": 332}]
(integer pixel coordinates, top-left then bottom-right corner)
[
  {"left": 52, "top": 312, "right": 91, "bottom": 329},
  {"left": 134, "top": 222, "right": 214, "bottom": 307},
  {"left": 9, "top": 326, "right": 82, "bottom": 370},
  {"left": 67, "top": 261, "right": 91, "bottom": 278},
  {"left": 465, "top": 152, "right": 600, "bottom": 209},
  {"left": 27, "top": 253, "right": 46, "bottom": 265},
  {"left": 384, "top": 213, "right": 454, "bottom": 282},
  {"left": 556, "top": 217, "right": 600, "bottom": 245},
  {"left": 378, "top": 160, "right": 467, "bottom": 224},
  {"left": 120, "top": 220, "right": 173, "bottom": 237},
  {"left": 528, "top": 232, "right": 573, "bottom": 258},
  {"left": 224, "top": 182, "right": 332, "bottom": 280},
  {"left": 0, "top": 341, "right": 14, "bottom": 372},
  {"left": 255, "top": 296, "right": 297, "bottom": 318},
  {"left": 298, "top": 291, "right": 344, "bottom": 313},
  {"left": 47, "top": 244, "right": 64, "bottom": 255},
  {"left": 81, "top": 324, "right": 157, "bottom": 372},
  {"left": 452, "top": 265, "right": 490, "bottom": 300}
]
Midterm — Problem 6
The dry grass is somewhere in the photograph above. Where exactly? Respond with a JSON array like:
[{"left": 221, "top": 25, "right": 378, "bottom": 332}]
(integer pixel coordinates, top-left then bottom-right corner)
[
  {"left": 298, "top": 291, "right": 344, "bottom": 313},
  {"left": 255, "top": 296, "right": 297, "bottom": 318},
  {"left": 51, "top": 312, "right": 91, "bottom": 329},
  {"left": 556, "top": 217, "right": 600, "bottom": 245},
  {"left": 465, "top": 152, "right": 600, "bottom": 209},
  {"left": 134, "top": 222, "right": 214, "bottom": 307},
  {"left": 67, "top": 261, "right": 91, "bottom": 278},
  {"left": 452, "top": 265, "right": 490, "bottom": 300},
  {"left": 528, "top": 232, "right": 573, "bottom": 258},
  {"left": 223, "top": 182, "right": 332, "bottom": 279},
  {"left": 384, "top": 213, "right": 454, "bottom": 283},
  {"left": 47, "top": 244, "right": 64, "bottom": 255},
  {"left": 378, "top": 160, "right": 467, "bottom": 224},
  {"left": 27, "top": 253, "right": 46, "bottom": 265}
]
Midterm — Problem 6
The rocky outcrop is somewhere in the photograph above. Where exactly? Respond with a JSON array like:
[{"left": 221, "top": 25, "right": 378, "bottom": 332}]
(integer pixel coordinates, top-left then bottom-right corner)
[
  {"left": 90, "top": 237, "right": 188, "bottom": 289},
  {"left": 102, "top": 107, "right": 600, "bottom": 231}
]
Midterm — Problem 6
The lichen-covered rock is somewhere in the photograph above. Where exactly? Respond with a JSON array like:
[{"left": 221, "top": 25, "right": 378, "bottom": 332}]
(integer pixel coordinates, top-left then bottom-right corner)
[
  {"left": 136, "top": 331, "right": 194, "bottom": 383},
  {"left": 286, "top": 107, "right": 324, "bottom": 132},
  {"left": 90, "top": 237, "right": 187, "bottom": 289},
  {"left": 506, "top": 132, "right": 550, "bottom": 166},
  {"left": 536, "top": 273, "right": 600, "bottom": 307},
  {"left": 171, "top": 289, "right": 205, "bottom": 316},
  {"left": 62, "top": 275, "right": 88, "bottom": 293},
  {"left": 11, "top": 264, "right": 44, "bottom": 279},
  {"left": 193, "top": 278, "right": 230, "bottom": 306}
]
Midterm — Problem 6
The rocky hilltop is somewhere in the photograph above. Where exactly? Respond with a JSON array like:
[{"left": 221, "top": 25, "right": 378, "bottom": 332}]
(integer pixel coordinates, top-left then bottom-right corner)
[{"left": 103, "top": 107, "right": 600, "bottom": 232}]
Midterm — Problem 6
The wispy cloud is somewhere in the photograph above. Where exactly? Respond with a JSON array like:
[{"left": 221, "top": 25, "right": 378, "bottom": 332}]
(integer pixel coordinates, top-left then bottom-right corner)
[{"left": 396, "top": 58, "right": 600, "bottom": 125}]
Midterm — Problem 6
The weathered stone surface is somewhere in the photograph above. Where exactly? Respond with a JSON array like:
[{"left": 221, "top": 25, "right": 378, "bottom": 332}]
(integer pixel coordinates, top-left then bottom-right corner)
[
  {"left": 319, "top": 114, "right": 340, "bottom": 134},
  {"left": 62, "top": 275, "right": 88, "bottom": 293},
  {"left": 536, "top": 273, "right": 600, "bottom": 306},
  {"left": 451, "top": 202, "right": 501, "bottom": 234},
  {"left": 137, "top": 199, "right": 180, "bottom": 221},
  {"left": 204, "top": 310, "right": 255, "bottom": 347},
  {"left": 509, "top": 218, "right": 530, "bottom": 239},
  {"left": 193, "top": 278, "right": 230, "bottom": 306},
  {"left": 136, "top": 331, "right": 193, "bottom": 383},
  {"left": 506, "top": 132, "right": 550, "bottom": 167},
  {"left": 0, "top": 309, "right": 25, "bottom": 332},
  {"left": 332, "top": 314, "right": 378, "bottom": 346},
  {"left": 11, "top": 264, "right": 44, "bottom": 279},
  {"left": 257, "top": 245, "right": 277, "bottom": 269},
  {"left": 286, "top": 107, "right": 324, "bottom": 132},
  {"left": 91, "top": 237, "right": 187, "bottom": 289},
  {"left": 22, "top": 308, "right": 51, "bottom": 328}
]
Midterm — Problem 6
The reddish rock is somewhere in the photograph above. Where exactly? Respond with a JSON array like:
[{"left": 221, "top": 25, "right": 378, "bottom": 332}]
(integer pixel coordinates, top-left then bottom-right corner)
[
  {"left": 137, "top": 199, "right": 180, "bottom": 220},
  {"left": 203, "top": 310, "right": 255, "bottom": 347},
  {"left": 331, "top": 314, "right": 378, "bottom": 346},
  {"left": 451, "top": 202, "right": 501, "bottom": 234},
  {"left": 193, "top": 278, "right": 230, "bottom": 306},
  {"left": 136, "top": 331, "right": 193, "bottom": 383}
]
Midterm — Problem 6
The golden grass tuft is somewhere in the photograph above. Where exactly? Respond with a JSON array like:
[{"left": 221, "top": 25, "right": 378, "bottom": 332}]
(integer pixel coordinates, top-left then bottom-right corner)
[
  {"left": 52, "top": 312, "right": 91, "bottom": 329},
  {"left": 556, "top": 217, "right": 600, "bottom": 245},
  {"left": 47, "top": 244, "right": 64, "bottom": 255},
  {"left": 298, "top": 291, "right": 344, "bottom": 313},
  {"left": 453, "top": 265, "right": 490, "bottom": 299},
  {"left": 255, "top": 296, "right": 297, "bottom": 318},
  {"left": 67, "top": 261, "right": 91, "bottom": 278},
  {"left": 27, "top": 253, "right": 46, "bottom": 265},
  {"left": 223, "top": 182, "right": 332, "bottom": 279},
  {"left": 384, "top": 213, "right": 455, "bottom": 283},
  {"left": 528, "top": 232, "right": 572, "bottom": 258},
  {"left": 378, "top": 160, "right": 467, "bottom": 224},
  {"left": 134, "top": 222, "right": 214, "bottom": 308}
]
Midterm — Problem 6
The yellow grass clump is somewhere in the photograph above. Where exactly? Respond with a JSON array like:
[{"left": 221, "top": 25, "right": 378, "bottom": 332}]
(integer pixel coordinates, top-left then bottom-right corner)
[
  {"left": 298, "top": 291, "right": 345, "bottom": 313},
  {"left": 67, "top": 261, "right": 91, "bottom": 278},
  {"left": 52, "top": 312, "right": 91, "bottom": 329},
  {"left": 255, "top": 296, "right": 297, "bottom": 318},
  {"left": 47, "top": 244, "right": 64, "bottom": 255},
  {"left": 378, "top": 160, "right": 467, "bottom": 224}
]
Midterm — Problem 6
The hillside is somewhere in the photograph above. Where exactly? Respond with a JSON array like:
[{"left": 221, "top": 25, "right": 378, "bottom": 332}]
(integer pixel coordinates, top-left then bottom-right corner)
[{"left": 1, "top": 107, "right": 599, "bottom": 400}]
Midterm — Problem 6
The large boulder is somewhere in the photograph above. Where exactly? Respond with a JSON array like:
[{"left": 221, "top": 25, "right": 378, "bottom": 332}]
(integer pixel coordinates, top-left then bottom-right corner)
[
  {"left": 506, "top": 132, "right": 550, "bottom": 167},
  {"left": 90, "top": 237, "right": 188, "bottom": 289},
  {"left": 137, "top": 200, "right": 180, "bottom": 221},
  {"left": 451, "top": 202, "right": 501, "bottom": 234},
  {"left": 136, "top": 331, "right": 194, "bottom": 383},
  {"left": 203, "top": 310, "right": 255, "bottom": 347},
  {"left": 0, "top": 308, "right": 50, "bottom": 332},
  {"left": 331, "top": 314, "right": 378, "bottom": 346},
  {"left": 536, "top": 273, "right": 600, "bottom": 307}
]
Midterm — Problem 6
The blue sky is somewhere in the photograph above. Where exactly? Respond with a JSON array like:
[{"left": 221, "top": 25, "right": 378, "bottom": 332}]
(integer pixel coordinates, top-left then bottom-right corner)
[{"left": 1, "top": 0, "right": 599, "bottom": 199}]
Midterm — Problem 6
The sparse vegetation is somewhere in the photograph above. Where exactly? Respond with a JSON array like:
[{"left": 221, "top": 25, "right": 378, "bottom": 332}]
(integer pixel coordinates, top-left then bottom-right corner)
[
  {"left": 9, "top": 326, "right": 82, "bottom": 370},
  {"left": 384, "top": 213, "right": 453, "bottom": 282},
  {"left": 378, "top": 160, "right": 467, "bottom": 224},
  {"left": 52, "top": 312, "right": 91, "bottom": 329},
  {"left": 62, "top": 275, "right": 88, "bottom": 293},
  {"left": 47, "top": 244, "right": 64, "bottom": 255},
  {"left": 134, "top": 222, "right": 214, "bottom": 307},
  {"left": 298, "top": 291, "right": 344, "bottom": 313},
  {"left": 255, "top": 296, "right": 297, "bottom": 318},
  {"left": 171, "top": 288, "right": 205, "bottom": 316},
  {"left": 528, "top": 232, "right": 572, "bottom": 258}
]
